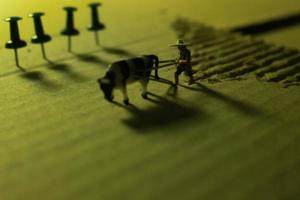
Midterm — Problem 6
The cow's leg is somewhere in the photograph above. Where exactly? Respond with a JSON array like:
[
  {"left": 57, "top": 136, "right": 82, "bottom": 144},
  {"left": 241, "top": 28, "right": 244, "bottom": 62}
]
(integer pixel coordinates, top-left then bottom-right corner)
[
  {"left": 154, "top": 64, "right": 159, "bottom": 80},
  {"left": 140, "top": 78, "right": 149, "bottom": 99},
  {"left": 121, "top": 85, "right": 129, "bottom": 105}
]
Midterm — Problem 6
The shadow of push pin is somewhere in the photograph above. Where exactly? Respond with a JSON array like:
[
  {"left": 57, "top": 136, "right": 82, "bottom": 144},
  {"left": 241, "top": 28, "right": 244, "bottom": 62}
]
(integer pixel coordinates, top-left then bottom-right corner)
[
  {"left": 29, "top": 12, "right": 52, "bottom": 60},
  {"left": 61, "top": 7, "right": 79, "bottom": 52},
  {"left": 5, "top": 17, "right": 27, "bottom": 70},
  {"left": 88, "top": 3, "right": 105, "bottom": 46}
]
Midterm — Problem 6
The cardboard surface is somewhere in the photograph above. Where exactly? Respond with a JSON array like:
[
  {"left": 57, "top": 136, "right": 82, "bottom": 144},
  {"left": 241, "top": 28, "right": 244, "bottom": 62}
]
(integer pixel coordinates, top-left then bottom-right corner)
[{"left": 0, "top": 1, "right": 299, "bottom": 200}]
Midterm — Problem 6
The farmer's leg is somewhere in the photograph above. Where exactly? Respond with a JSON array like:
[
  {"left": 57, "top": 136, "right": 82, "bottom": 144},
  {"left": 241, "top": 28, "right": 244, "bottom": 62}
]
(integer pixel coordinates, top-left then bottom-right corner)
[
  {"left": 185, "top": 64, "right": 195, "bottom": 85},
  {"left": 175, "top": 64, "right": 184, "bottom": 85}
]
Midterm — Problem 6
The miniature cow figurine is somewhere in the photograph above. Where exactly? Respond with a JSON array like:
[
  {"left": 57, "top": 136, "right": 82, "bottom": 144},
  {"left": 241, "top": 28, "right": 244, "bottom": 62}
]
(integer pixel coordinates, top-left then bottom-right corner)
[{"left": 97, "top": 55, "right": 159, "bottom": 105}]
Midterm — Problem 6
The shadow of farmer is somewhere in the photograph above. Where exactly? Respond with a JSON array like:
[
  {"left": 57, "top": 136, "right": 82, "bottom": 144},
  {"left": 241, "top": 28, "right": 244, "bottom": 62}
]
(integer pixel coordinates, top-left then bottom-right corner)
[{"left": 181, "top": 82, "right": 264, "bottom": 117}]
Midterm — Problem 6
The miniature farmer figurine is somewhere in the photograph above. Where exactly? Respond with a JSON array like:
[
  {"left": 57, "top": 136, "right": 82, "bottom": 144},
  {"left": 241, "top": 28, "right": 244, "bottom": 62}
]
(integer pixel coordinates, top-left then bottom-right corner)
[{"left": 170, "top": 39, "right": 194, "bottom": 85}]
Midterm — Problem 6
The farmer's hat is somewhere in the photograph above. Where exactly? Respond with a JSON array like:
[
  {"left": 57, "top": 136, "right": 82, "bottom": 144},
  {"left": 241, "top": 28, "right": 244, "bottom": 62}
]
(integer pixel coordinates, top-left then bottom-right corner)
[{"left": 170, "top": 39, "right": 190, "bottom": 47}]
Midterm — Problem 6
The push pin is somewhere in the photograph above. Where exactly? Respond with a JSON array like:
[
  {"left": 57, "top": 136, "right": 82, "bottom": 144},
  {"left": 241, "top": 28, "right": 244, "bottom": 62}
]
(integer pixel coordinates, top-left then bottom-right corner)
[
  {"left": 5, "top": 17, "right": 27, "bottom": 69},
  {"left": 88, "top": 3, "right": 105, "bottom": 46},
  {"left": 29, "top": 12, "right": 52, "bottom": 60},
  {"left": 61, "top": 7, "right": 79, "bottom": 52}
]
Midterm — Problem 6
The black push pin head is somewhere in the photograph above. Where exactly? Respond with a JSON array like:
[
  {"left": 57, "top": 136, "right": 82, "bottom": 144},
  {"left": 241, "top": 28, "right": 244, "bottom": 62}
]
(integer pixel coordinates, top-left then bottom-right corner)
[
  {"left": 88, "top": 3, "right": 105, "bottom": 31},
  {"left": 61, "top": 7, "right": 79, "bottom": 36},
  {"left": 61, "top": 7, "right": 79, "bottom": 52},
  {"left": 29, "top": 12, "right": 52, "bottom": 60},
  {"left": 5, "top": 16, "right": 27, "bottom": 69},
  {"left": 5, "top": 17, "right": 27, "bottom": 49},
  {"left": 29, "top": 12, "right": 52, "bottom": 44},
  {"left": 88, "top": 3, "right": 105, "bottom": 46}
]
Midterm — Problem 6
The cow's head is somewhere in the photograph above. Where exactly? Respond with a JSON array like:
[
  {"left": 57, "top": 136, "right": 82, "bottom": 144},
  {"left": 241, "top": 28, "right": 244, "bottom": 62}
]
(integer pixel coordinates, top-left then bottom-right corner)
[{"left": 97, "top": 78, "right": 114, "bottom": 102}]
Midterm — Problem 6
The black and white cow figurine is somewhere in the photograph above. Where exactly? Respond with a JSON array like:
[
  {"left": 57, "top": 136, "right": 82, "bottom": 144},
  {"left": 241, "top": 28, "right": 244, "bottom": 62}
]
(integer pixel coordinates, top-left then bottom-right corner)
[{"left": 97, "top": 55, "right": 159, "bottom": 105}]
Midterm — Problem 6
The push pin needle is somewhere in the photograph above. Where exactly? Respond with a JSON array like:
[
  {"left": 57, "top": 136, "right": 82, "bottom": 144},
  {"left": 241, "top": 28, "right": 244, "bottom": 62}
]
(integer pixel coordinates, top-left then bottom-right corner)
[
  {"left": 88, "top": 3, "right": 105, "bottom": 46},
  {"left": 61, "top": 7, "right": 79, "bottom": 52},
  {"left": 29, "top": 12, "right": 52, "bottom": 61},
  {"left": 5, "top": 17, "right": 27, "bottom": 70}
]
